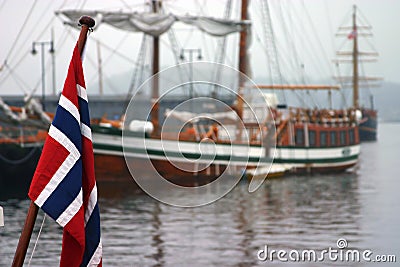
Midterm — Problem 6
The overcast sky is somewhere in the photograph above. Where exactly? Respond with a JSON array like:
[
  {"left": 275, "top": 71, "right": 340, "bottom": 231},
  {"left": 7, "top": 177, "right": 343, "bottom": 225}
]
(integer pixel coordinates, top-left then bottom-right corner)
[{"left": 0, "top": 0, "right": 399, "bottom": 96}]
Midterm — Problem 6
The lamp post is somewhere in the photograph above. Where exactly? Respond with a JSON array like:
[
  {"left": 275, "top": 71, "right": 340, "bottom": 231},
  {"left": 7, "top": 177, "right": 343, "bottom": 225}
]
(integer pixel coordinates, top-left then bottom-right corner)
[
  {"left": 31, "top": 39, "right": 55, "bottom": 111},
  {"left": 180, "top": 48, "right": 202, "bottom": 99}
]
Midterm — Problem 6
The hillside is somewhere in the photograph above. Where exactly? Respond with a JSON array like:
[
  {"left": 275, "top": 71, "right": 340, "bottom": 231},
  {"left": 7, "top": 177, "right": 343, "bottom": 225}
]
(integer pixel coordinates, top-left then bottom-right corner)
[{"left": 374, "top": 81, "right": 400, "bottom": 122}]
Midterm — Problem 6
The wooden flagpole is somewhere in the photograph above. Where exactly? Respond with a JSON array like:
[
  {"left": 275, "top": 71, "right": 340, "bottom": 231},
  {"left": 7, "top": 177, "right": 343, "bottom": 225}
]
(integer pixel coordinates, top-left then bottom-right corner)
[{"left": 11, "top": 15, "right": 95, "bottom": 267}]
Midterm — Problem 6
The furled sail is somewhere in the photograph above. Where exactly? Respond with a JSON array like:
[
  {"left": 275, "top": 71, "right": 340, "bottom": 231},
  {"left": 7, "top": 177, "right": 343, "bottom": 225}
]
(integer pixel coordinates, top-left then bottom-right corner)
[
  {"left": 56, "top": 10, "right": 250, "bottom": 37},
  {"left": 165, "top": 109, "right": 238, "bottom": 122},
  {"left": 0, "top": 97, "right": 21, "bottom": 122}
]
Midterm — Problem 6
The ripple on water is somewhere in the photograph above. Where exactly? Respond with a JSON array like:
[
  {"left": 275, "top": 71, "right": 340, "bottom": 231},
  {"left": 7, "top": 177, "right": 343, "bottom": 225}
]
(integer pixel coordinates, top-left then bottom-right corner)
[{"left": 1, "top": 126, "right": 399, "bottom": 267}]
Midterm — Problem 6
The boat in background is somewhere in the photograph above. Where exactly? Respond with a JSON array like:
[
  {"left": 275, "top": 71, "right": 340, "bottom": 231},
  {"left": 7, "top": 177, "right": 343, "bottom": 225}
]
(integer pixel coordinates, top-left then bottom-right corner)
[
  {"left": 273, "top": 105, "right": 360, "bottom": 172},
  {"left": 0, "top": 96, "right": 50, "bottom": 199},
  {"left": 0, "top": 124, "right": 46, "bottom": 199},
  {"left": 245, "top": 0, "right": 361, "bottom": 174},
  {"left": 249, "top": 87, "right": 360, "bottom": 174},
  {"left": 334, "top": 5, "right": 381, "bottom": 141}
]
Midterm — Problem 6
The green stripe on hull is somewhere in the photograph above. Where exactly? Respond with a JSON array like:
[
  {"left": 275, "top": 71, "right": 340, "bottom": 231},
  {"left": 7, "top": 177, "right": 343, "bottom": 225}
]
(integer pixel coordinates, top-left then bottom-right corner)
[
  {"left": 92, "top": 127, "right": 262, "bottom": 147},
  {"left": 93, "top": 143, "right": 270, "bottom": 163},
  {"left": 277, "top": 145, "right": 359, "bottom": 150},
  {"left": 273, "top": 154, "right": 358, "bottom": 164}
]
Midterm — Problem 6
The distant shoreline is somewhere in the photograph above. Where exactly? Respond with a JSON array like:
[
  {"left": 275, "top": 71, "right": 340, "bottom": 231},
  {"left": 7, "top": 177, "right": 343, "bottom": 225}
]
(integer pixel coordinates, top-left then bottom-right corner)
[{"left": 380, "top": 120, "right": 400, "bottom": 123}]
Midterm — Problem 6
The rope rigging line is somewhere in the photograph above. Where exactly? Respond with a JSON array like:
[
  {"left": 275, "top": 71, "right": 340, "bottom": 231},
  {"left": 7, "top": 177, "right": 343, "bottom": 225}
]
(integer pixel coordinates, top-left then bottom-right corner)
[
  {"left": 253, "top": 1, "right": 276, "bottom": 84},
  {"left": 118, "top": 0, "right": 133, "bottom": 11},
  {"left": 2, "top": 0, "right": 38, "bottom": 65},
  {"left": 275, "top": 1, "right": 301, "bottom": 84},
  {"left": 210, "top": 0, "right": 233, "bottom": 96},
  {"left": 27, "top": 214, "right": 47, "bottom": 267},
  {"left": 349, "top": 7, "right": 378, "bottom": 56},
  {"left": 259, "top": 0, "right": 281, "bottom": 83},
  {"left": 334, "top": 62, "right": 349, "bottom": 109},
  {"left": 254, "top": 27, "right": 273, "bottom": 80},
  {"left": 56, "top": 29, "right": 120, "bottom": 95},
  {"left": 2, "top": 64, "right": 31, "bottom": 94},
  {"left": 331, "top": 3, "right": 353, "bottom": 109},
  {"left": 357, "top": 8, "right": 374, "bottom": 30},
  {"left": 84, "top": 32, "right": 134, "bottom": 94},
  {"left": 286, "top": 2, "right": 320, "bottom": 109},
  {"left": 324, "top": 1, "right": 336, "bottom": 68},
  {"left": 272, "top": 1, "right": 309, "bottom": 107},
  {"left": 160, "top": 2, "right": 183, "bottom": 64},
  {"left": 28, "top": 47, "right": 57, "bottom": 97},
  {"left": 286, "top": 2, "right": 326, "bottom": 87},
  {"left": 194, "top": 0, "right": 209, "bottom": 18},
  {"left": 0, "top": 0, "right": 87, "bottom": 94},
  {"left": 77, "top": 34, "right": 137, "bottom": 65},
  {"left": 360, "top": 60, "right": 375, "bottom": 104},
  {"left": 257, "top": 0, "right": 290, "bottom": 105},
  {"left": 337, "top": 7, "right": 353, "bottom": 30},
  {"left": 301, "top": 0, "right": 336, "bottom": 79},
  {"left": 281, "top": 2, "right": 305, "bottom": 83},
  {"left": 161, "top": 4, "right": 191, "bottom": 93},
  {"left": 0, "top": 48, "right": 30, "bottom": 91},
  {"left": 254, "top": 1, "right": 295, "bottom": 106},
  {"left": 181, "top": 27, "right": 195, "bottom": 50},
  {"left": 126, "top": 34, "right": 148, "bottom": 106},
  {"left": 8, "top": 0, "right": 56, "bottom": 68},
  {"left": 200, "top": 30, "right": 212, "bottom": 64},
  {"left": 56, "top": 0, "right": 70, "bottom": 10},
  {"left": 93, "top": 33, "right": 132, "bottom": 70}
]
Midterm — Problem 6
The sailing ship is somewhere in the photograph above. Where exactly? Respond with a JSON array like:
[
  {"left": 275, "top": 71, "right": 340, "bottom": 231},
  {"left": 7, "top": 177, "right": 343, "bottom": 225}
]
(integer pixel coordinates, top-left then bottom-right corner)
[
  {"left": 59, "top": 1, "right": 278, "bottom": 185},
  {"left": 252, "top": 87, "right": 360, "bottom": 173},
  {"left": 58, "top": 0, "right": 360, "bottom": 185},
  {"left": 244, "top": 1, "right": 361, "bottom": 174},
  {"left": 0, "top": 1, "right": 362, "bottom": 195},
  {"left": 334, "top": 5, "right": 381, "bottom": 141}
]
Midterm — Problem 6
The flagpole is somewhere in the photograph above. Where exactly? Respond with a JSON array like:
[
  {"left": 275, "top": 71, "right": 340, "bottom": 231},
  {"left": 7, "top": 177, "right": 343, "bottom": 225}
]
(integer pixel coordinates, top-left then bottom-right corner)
[{"left": 11, "top": 15, "right": 95, "bottom": 267}]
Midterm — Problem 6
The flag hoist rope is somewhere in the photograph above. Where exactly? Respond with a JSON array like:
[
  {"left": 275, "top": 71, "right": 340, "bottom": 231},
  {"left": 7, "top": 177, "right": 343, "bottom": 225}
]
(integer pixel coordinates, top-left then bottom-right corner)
[{"left": 27, "top": 214, "right": 46, "bottom": 267}]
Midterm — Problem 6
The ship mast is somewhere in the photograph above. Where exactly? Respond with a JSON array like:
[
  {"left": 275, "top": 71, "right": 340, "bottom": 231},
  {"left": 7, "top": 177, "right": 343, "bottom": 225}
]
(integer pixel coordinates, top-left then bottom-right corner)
[
  {"left": 235, "top": 0, "right": 249, "bottom": 141},
  {"left": 334, "top": 5, "right": 381, "bottom": 109},
  {"left": 237, "top": 0, "right": 248, "bottom": 121},
  {"left": 150, "top": 0, "right": 161, "bottom": 136},
  {"left": 352, "top": 5, "right": 359, "bottom": 109}
]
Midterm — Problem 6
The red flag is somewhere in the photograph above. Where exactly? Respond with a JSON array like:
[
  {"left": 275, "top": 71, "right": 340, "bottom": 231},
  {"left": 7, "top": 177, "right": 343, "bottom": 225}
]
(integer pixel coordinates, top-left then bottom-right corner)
[{"left": 348, "top": 29, "right": 357, "bottom": 39}]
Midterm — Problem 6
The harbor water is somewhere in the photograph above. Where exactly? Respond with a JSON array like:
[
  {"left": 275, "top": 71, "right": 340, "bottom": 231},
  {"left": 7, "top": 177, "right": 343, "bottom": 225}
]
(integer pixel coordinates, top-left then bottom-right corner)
[{"left": 0, "top": 123, "right": 399, "bottom": 266}]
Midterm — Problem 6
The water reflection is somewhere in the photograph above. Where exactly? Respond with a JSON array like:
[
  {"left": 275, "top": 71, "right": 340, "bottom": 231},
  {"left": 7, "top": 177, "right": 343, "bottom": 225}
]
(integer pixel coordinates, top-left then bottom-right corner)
[
  {"left": 3, "top": 124, "right": 400, "bottom": 266},
  {"left": 0, "top": 172, "right": 366, "bottom": 266},
  {"left": 101, "top": 173, "right": 365, "bottom": 266}
]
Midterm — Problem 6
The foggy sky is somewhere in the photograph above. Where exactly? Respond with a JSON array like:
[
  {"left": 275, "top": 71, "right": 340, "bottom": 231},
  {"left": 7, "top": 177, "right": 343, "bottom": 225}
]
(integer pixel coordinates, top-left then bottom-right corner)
[{"left": 0, "top": 0, "right": 399, "bottom": 96}]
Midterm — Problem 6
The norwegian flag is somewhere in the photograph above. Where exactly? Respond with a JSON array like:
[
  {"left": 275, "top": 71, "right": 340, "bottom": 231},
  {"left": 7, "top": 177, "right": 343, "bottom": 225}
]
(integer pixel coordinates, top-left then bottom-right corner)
[{"left": 29, "top": 44, "right": 102, "bottom": 267}]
